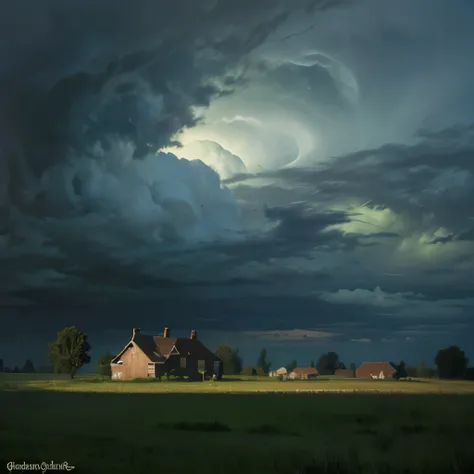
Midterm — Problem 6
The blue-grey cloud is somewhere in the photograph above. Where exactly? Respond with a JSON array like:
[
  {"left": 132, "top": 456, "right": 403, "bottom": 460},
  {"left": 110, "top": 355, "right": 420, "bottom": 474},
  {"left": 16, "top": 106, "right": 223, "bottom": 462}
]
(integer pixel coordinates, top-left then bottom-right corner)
[{"left": 1, "top": 0, "right": 474, "bottom": 366}]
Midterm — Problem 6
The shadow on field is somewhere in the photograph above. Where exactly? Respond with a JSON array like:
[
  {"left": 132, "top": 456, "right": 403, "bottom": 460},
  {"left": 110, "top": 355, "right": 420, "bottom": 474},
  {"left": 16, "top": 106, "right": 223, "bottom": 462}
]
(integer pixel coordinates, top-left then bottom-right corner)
[{"left": 2, "top": 389, "right": 474, "bottom": 474}]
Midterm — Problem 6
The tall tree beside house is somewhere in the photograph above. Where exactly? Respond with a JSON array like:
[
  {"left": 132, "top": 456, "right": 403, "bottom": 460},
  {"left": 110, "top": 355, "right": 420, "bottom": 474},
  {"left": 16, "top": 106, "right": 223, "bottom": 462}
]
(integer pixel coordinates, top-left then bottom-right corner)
[
  {"left": 317, "top": 352, "right": 343, "bottom": 375},
  {"left": 286, "top": 360, "right": 297, "bottom": 372},
  {"left": 48, "top": 326, "right": 91, "bottom": 379},
  {"left": 97, "top": 352, "right": 115, "bottom": 377},
  {"left": 256, "top": 348, "right": 271, "bottom": 374},
  {"left": 310, "top": 360, "right": 315, "bottom": 368},
  {"left": 215, "top": 344, "right": 242, "bottom": 375},
  {"left": 390, "top": 360, "right": 407, "bottom": 379},
  {"left": 435, "top": 346, "right": 468, "bottom": 379},
  {"left": 22, "top": 359, "right": 35, "bottom": 373},
  {"left": 0, "top": 358, "right": 3, "bottom": 372}
]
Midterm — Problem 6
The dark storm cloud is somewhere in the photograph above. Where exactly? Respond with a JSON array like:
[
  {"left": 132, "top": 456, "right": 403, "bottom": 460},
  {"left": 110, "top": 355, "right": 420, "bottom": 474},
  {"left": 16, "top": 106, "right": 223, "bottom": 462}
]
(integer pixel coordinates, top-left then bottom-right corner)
[
  {"left": 229, "top": 123, "right": 474, "bottom": 235},
  {"left": 1, "top": 0, "right": 350, "bottom": 210},
  {"left": 0, "top": 0, "right": 353, "bottom": 304},
  {"left": 1, "top": 0, "right": 474, "bottom": 367}
]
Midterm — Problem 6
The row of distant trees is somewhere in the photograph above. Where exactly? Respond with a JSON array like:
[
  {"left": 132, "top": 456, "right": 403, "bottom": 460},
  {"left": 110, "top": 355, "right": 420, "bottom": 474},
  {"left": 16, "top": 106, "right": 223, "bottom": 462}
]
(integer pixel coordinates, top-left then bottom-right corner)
[
  {"left": 0, "top": 326, "right": 111, "bottom": 379},
  {"left": 215, "top": 344, "right": 474, "bottom": 381},
  {"left": 0, "top": 359, "right": 36, "bottom": 374},
  {"left": 1, "top": 326, "right": 472, "bottom": 381}
]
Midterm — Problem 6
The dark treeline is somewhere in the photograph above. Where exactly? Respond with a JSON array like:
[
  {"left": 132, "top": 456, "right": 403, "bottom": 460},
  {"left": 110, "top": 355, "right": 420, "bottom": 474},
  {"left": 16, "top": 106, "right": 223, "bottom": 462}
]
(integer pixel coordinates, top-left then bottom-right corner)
[
  {"left": 1, "top": 328, "right": 473, "bottom": 381},
  {"left": 214, "top": 343, "right": 474, "bottom": 381}
]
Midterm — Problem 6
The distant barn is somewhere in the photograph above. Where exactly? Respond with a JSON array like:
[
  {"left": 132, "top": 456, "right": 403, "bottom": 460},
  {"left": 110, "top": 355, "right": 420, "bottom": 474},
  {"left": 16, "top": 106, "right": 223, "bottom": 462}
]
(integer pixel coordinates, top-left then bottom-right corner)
[
  {"left": 110, "top": 327, "right": 222, "bottom": 381},
  {"left": 356, "top": 362, "right": 397, "bottom": 379},
  {"left": 289, "top": 367, "right": 319, "bottom": 380}
]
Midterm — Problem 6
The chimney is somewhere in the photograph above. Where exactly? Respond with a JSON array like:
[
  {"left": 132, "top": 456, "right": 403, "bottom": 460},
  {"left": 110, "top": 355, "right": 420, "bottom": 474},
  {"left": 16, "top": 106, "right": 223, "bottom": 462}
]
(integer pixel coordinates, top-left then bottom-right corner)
[
  {"left": 163, "top": 327, "right": 170, "bottom": 338},
  {"left": 190, "top": 330, "right": 197, "bottom": 340},
  {"left": 132, "top": 328, "right": 140, "bottom": 339}
]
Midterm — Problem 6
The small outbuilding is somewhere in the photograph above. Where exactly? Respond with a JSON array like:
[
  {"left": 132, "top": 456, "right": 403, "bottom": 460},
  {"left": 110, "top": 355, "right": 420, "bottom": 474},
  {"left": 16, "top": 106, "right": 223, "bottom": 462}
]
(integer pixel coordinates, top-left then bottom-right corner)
[
  {"left": 356, "top": 362, "right": 397, "bottom": 379},
  {"left": 269, "top": 367, "right": 288, "bottom": 377},
  {"left": 289, "top": 367, "right": 319, "bottom": 380}
]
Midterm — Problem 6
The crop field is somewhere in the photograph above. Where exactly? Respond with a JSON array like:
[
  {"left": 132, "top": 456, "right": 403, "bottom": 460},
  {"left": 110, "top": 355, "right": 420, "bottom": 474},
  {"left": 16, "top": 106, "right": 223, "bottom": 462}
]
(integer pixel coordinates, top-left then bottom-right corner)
[{"left": 1, "top": 374, "right": 474, "bottom": 474}]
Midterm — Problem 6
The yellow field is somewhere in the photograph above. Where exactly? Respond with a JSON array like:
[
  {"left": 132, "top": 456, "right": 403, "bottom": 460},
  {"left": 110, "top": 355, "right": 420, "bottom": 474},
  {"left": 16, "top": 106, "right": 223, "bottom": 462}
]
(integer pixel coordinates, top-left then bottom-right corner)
[
  {"left": 1, "top": 372, "right": 474, "bottom": 394},
  {"left": 2, "top": 374, "right": 474, "bottom": 474}
]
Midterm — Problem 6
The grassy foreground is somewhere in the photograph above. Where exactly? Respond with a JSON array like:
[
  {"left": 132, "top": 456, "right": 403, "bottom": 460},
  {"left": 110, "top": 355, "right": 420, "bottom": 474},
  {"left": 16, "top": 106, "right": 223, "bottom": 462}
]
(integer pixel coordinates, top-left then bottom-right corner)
[{"left": 1, "top": 374, "right": 474, "bottom": 474}]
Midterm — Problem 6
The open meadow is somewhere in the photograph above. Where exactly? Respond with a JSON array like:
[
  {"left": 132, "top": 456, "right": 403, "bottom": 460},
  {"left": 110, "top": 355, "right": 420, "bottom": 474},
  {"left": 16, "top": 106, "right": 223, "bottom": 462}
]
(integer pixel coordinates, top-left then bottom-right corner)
[{"left": 1, "top": 373, "right": 474, "bottom": 474}]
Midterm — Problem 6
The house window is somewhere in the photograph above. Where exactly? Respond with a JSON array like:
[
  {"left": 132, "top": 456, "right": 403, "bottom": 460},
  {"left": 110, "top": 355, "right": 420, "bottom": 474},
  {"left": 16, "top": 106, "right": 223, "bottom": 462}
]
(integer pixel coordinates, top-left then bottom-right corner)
[
  {"left": 147, "top": 363, "right": 155, "bottom": 377},
  {"left": 198, "top": 360, "right": 205, "bottom": 371},
  {"left": 180, "top": 357, "right": 187, "bottom": 368}
]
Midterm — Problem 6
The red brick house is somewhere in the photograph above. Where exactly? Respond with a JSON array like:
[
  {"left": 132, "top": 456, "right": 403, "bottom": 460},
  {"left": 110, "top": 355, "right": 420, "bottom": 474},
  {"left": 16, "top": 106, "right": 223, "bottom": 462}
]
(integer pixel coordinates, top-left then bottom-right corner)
[
  {"left": 356, "top": 362, "right": 397, "bottom": 379},
  {"left": 110, "top": 328, "right": 222, "bottom": 380},
  {"left": 289, "top": 367, "right": 319, "bottom": 380}
]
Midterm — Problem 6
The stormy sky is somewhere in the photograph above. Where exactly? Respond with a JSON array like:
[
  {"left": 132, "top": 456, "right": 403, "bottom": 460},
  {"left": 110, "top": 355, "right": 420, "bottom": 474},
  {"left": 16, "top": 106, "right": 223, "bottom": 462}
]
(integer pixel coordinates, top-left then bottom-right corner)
[{"left": 1, "top": 0, "right": 474, "bottom": 369}]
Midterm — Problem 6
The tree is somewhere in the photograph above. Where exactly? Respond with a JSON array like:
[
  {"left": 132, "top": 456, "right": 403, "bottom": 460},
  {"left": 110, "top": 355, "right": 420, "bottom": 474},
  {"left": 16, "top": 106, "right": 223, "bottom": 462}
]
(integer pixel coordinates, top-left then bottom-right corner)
[
  {"left": 417, "top": 361, "right": 436, "bottom": 379},
  {"left": 98, "top": 352, "right": 115, "bottom": 377},
  {"left": 435, "top": 346, "right": 468, "bottom": 379},
  {"left": 286, "top": 360, "right": 297, "bottom": 372},
  {"left": 310, "top": 360, "right": 315, "bottom": 368},
  {"left": 317, "top": 352, "right": 342, "bottom": 375},
  {"left": 391, "top": 361, "right": 407, "bottom": 379},
  {"left": 406, "top": 365, "right": 418, "bottom": 378},
  {"left": 48, "top": 326, "right": 91, "bottom": 379},
  {"left": 256, "top": 348, "right": 271, "bottom": 374},
  {"left": 13, "top": 366, "right": 20, "bottom": 373},
  {"left": 215, "top": 344, "right": 242, "bottom": 375},
  {"left": 22, "top": 359, "right": 35, "bottom": 373}
]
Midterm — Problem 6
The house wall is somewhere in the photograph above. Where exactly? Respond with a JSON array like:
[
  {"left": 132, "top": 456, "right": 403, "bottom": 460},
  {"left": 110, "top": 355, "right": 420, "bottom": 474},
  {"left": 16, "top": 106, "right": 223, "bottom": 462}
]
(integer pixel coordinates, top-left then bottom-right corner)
[
  {"left": 111, "top": 343, "right": 150, "bottom": 380},
  {"left": 162, "top": 354, "right": 218, "bottom": 379}
]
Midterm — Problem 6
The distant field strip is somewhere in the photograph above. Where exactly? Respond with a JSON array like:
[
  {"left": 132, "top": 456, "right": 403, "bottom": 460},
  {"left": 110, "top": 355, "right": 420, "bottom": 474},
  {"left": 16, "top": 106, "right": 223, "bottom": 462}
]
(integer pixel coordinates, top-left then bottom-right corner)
[{"left": 1, "top": 373, "right": 474, "bottom": 394}]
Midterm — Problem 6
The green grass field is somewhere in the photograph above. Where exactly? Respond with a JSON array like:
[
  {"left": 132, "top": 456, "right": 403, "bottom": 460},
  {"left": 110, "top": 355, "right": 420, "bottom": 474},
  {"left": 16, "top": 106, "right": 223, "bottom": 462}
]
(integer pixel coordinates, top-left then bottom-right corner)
[{"left": 1, "top": 373, "right": 474, "bottom": 474}]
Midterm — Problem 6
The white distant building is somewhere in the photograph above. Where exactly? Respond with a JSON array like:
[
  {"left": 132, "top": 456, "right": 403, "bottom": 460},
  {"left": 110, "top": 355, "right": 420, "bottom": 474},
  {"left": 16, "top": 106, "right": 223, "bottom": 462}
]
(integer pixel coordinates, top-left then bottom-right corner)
[{"left": 269, "top": 367, "right": 287, "bottom": 377}]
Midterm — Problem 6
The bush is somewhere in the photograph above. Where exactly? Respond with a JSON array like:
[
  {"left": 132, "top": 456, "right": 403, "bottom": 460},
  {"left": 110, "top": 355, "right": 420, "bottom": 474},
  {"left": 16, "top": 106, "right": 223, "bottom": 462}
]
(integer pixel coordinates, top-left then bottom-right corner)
[{"left": 255, "top": 367, "right": 265, "bottom": 376}]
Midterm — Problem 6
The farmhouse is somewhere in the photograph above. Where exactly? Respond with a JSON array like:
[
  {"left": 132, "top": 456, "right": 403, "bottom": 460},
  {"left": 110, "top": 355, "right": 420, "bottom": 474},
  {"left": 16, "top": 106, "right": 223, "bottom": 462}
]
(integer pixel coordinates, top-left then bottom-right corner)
[
  {"left": 110, "top": 327, "right": 222, "bottom": 380},
  {"left": 289, "top": 368, "right": 319, "bottom": 380},
  {"left": 356, "top": 362, "right": 397, "bottom": 379}
]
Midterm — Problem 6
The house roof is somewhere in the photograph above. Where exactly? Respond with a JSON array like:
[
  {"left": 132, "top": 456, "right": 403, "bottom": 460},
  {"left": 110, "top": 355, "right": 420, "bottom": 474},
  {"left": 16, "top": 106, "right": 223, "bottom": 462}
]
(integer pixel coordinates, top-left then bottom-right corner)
[
  {"left": 112, "top": 331, "right": 220, "bottom": 364},
  {"left": 356, "top": 362, "right": 397, "bottom": 375},
  {"left": 292, "top": 367, "right": 319, "bottom": 375}
]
